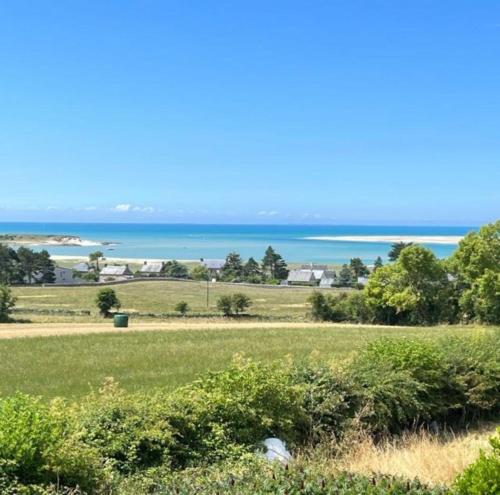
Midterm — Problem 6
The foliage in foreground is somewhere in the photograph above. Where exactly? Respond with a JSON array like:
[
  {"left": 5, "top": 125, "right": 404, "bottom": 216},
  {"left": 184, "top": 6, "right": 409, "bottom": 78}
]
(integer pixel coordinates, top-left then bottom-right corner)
[
  {"left": 0, "top": 332, "right": 498, "bottom": 493},
  {"left": 454, "top": 427, "right": 500, "bottom": 495}
]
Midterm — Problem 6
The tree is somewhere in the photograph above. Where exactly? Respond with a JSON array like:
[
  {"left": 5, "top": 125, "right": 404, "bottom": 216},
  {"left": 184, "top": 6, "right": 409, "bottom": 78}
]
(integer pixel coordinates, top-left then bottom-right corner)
[
  {"left": 35, "top": 250, "right": 55, "bottom": 283},
  {"left": 89, "top": 251, "right": 104, "bottom": 271},
  {"left": 373, "top": 256, "right": 384, "bottom": 272},
  {"left": 216, "top": 295, "right": 234, "bottom": 316},
  {"left": 243, "top": 257, "right": 262, "bottom": 283},
  {"left": 232, "top": 293, "right": 252, "bottom": 314},
  {"left": 0, "top": 285, "right": 16, "bottom": 322},
  {"left": 365, "top": 245, "right": 450, "bottom": 325},
  {"left": 191, "top": 265, "right": 209, "bottom": 281},
  {"left": 16, "top": 247, "right": 38, "bottom": 284},
  {"left": 449, "top": 221, "right": 500, "bottom": 323},
  {"left": 95, "top": 288, "right": 121, "bottom": 317},
  {"left": 388, "top": 242, "right": 413, "bottom": 262},
  {"left": 163, "top": 260, "right": 189, "bottom": 279},
  {"left": 349, "top": 257, "right": 369, "bottom": 278},
  {"left": 175, "top": 301, "right": 190, "bottom": 316},
  {"left": 261, "top": 246, "right": 288, "bottom": 280},
  {"left": 220, "top": 252, "right": 244, "bottom": 281},
  {"left": 0, "top": 244, "right": 19, "bottom": 284},
  {"left": 338, "top": 264, "right": 353, "bottom": 286}
]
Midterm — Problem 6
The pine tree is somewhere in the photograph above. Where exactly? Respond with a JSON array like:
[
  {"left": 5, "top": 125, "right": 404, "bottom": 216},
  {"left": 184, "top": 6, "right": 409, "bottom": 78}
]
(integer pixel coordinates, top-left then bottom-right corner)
[
  {"left": 261, "top": 246, "right": 288, "bottom": 280},
  {"left": 374, "top": 256, "right": 383, "bottom": 271}
]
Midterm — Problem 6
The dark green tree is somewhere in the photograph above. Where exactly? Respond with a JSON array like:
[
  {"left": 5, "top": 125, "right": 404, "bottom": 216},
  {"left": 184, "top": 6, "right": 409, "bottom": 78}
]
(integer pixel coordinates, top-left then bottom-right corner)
[
  {"left": 220, "top": 252, "right": 244, "bottom": 281},
  {"left": 0, "top": 244, "right": 19, "bottom": 284},
  {"left": 261, "top": 246, "right": 288, "bottom": 280},
  {"left": 349, "top": 257, "right": 369, "bottom": 278},
  {"left": 35, "top": 250, "right": 55, "bottom": 284},
  {"left": 338, "top": 264, "right": 353, "bottom": 286},
  {"left": 95, "top": 288, "right": 121, "bottom": 317},
  {"left": 388, "top": 242, "right": 413, "bottom": 262},
  {"left": 243, "top": 257, "right": 262, "bottom": 282},
  {"left": 16, "top": 247, "right": 38, "bottom": 284},
  {"left": 0, "top": 285, "right": 16, "bottom": 322}
]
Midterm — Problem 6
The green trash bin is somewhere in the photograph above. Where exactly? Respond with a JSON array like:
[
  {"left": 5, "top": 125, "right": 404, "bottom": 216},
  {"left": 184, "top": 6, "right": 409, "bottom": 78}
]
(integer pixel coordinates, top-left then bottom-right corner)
[{"left": 114, "top": 313, "right": 129, "bottom": 328}]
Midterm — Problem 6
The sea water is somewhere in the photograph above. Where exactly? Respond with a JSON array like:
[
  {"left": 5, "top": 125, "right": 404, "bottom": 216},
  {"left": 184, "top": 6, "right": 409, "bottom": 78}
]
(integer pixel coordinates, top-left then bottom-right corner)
[{"left": 0, "top": 222, "right": 474, "bottom": 264}]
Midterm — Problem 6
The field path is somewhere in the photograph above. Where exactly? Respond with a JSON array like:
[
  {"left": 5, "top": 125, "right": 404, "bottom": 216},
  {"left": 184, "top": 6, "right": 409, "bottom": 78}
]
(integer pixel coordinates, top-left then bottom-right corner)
[{"left": 0, "top": 320, "right": 357, "bottom": 339}]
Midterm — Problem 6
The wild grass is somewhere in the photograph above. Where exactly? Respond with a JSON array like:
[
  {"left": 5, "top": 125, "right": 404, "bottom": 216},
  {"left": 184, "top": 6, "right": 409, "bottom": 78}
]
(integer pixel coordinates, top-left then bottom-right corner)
[
  {"left": 335, "top": 426, "right": 495, "bottom": 486},
  {"left": 0, "top": 323, "right": 491, "bottom": 399},
  {"left": 12, "top": 279, "right": 346, "bottom": 321}
]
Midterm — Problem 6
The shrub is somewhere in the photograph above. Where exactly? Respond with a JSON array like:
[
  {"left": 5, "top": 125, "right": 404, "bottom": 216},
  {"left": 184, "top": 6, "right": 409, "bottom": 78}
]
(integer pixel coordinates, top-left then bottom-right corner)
[
  {"left": 164, "top": 357, "right": 305, "bottom": 467},
  {"left": 216, "top": 293, "right": 252, "bottom": 316},
  {"left": 75, "top": 379, "right": 173, "bottom": 474},
  {"left": 95, "top": 288, "right": 121, "bottom": 317},
  {"left": 291, "top": 364, "right": 359, "bottom": 443},
  {"left": 216, "top": 294, "right": 233, "bottom": 316},
  {"left": 232, "top": 293, "right": 251, "bottom": 314},
  {"left": 0, "top": 284, "right": 16, "bottom": 322},
  {"left": 0, "top": 394, "right": 103, "bottom": 491},
  {"left": 454, "top": 427, "right": 500, "bottom": 495},
  {"left": 175, "top": 301, "right": 190, "bottom": 315},
  {"left": 117, "top": 460, "right": 448, "bottom": 494}
]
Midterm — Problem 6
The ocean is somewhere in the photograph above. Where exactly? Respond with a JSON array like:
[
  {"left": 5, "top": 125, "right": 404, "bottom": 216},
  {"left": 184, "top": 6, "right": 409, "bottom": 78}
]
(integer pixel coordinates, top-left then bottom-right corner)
[{"left": 0, "top": 223, "right": 474, "bottom": 264}]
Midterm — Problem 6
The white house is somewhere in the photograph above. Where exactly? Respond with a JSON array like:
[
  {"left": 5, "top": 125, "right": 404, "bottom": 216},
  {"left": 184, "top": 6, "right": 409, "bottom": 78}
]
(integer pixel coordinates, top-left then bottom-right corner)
[
  {"left": 99, "top": 265, "right": 134, "bottom": 282},
  {"left": 200, "top": 259, "right": 226, "bottom": 277},
  {"left": 25, "top": 266, "right": 86, "bottom": 285},
  {"left": 319, "top": 270, "right": 337, "bottom": 288},
  {"left": 139, "top": 261, "right": 164, "bottom": 277},
  {"left": 286, "top": 269, "right": 317, "bottom": 286}
]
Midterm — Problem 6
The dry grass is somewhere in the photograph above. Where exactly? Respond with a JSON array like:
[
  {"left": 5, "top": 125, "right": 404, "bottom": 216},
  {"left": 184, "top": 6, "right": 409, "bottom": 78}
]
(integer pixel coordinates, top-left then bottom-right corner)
[{"left": 337, "top": 427, "right": 494, "bottom": 486}]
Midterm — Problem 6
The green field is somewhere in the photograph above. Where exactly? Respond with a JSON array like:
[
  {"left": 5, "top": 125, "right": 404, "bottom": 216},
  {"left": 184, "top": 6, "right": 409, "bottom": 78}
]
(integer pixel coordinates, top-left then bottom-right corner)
[
  {"left": 12, "top": 279, "right": 346, "bottom": 321},
  {"left": 0, "top": 323, "right": 491, "bottom": 399}
]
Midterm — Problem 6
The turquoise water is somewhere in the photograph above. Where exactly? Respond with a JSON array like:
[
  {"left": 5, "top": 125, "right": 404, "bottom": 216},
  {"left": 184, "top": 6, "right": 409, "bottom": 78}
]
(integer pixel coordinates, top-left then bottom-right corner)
[{"left": 0, "top": 223, "right": 474, "bottom": 264}]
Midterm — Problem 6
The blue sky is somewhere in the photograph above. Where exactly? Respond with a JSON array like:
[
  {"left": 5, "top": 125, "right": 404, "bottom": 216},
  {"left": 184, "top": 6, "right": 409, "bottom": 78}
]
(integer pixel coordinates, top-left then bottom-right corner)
[{"left": 0, "top": 1, "right": 498, "bottom": 225}]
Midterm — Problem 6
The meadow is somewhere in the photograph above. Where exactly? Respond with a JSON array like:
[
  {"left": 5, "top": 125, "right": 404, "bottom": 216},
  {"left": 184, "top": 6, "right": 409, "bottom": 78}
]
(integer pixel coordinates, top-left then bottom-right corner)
[
  {"left": 11, "top": 279, "right": 347, "bottom": 322},
  {"left": 0, "top": 322, "right": 492, "bottom": 399}
]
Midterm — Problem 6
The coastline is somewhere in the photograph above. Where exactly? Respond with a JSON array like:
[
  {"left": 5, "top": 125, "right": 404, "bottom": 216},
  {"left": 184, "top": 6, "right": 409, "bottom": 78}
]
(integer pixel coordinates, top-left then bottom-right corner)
[{"left": 304, "top": 235, "right": 464, "bottom": 245}]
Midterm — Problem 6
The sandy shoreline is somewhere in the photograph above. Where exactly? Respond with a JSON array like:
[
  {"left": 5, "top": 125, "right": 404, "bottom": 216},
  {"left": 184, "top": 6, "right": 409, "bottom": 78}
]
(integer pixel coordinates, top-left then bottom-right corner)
[
  {"left": 52, "top": 255, "right": 198, "bottom": 264},
  {"left": 305, "top": 235, "right": 463, "bottom": 245}
]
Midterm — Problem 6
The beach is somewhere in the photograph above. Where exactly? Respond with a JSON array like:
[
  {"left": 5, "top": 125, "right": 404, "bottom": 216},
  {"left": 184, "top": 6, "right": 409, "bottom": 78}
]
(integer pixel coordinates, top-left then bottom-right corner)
[{"left": 305, "top": 235, "right": 464, "bottom": 245}]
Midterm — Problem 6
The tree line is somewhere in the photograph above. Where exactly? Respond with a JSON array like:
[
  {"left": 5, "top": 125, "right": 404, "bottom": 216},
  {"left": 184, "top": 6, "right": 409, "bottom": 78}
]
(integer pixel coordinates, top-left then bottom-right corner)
[
  {"left": 0, "top": 245, "right": 55, "bottom": 285},
  {"left": 310, "top": 220, "right": 500, "bottom": 325}
]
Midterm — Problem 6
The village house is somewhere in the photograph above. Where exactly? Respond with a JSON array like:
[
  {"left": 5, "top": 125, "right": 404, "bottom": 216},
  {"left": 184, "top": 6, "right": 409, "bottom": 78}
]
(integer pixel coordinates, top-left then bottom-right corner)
[
  {"left": 139, "top": 261, "right": 164, "bottom": 277},
  {"left": 286, "top": 269, "right": 317, "bottom": 286},
  {"left": 200, "top": 259, "right": 226, "bottom": 278},
  {"left": 99, "top": 264, "right": 134, "bottom": 282},
  {"left": 319, "top": 270, "right": 337, "bottom": 287},
  {"left": 72, "top": 262, "right": 92, "bottom": 274},
  {"left": 25, "top": 266, "right": 86, "bottom": 285}
]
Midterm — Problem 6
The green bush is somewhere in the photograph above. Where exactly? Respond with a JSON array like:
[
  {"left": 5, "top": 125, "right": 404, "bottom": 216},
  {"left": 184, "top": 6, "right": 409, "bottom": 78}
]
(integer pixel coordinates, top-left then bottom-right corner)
[
  {"left": 95, "top": 287, "right": 121, "bottom": 317},
  {"left": 164, "top": 357, "right": 305, "bottom": 467},
  {"left": 454, "top": 427, "right": 500, "bottom": 495},
  {"left": 75, "top": 378, "right": 173, "bottom": 474},
  {"left": 0, "top": 394, "right": 103, "bottom": 491},
  {"left": 175, "top": 300, "right": 190, "bottom": 315}
]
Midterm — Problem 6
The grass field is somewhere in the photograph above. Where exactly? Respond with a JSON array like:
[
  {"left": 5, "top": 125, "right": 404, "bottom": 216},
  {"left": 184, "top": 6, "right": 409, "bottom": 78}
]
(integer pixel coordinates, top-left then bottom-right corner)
[
  {"left": 12, "top": 279, "right": 346, "bottom": 322},
  {"left": 0, "top": 323, "right": 492, "bottom": 399}
]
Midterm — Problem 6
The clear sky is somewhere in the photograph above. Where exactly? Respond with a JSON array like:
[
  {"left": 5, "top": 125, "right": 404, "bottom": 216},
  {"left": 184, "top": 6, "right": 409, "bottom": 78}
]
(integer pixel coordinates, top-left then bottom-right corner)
[{"left": 0, "top": 1, "right": 498, "bottom": 225}]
